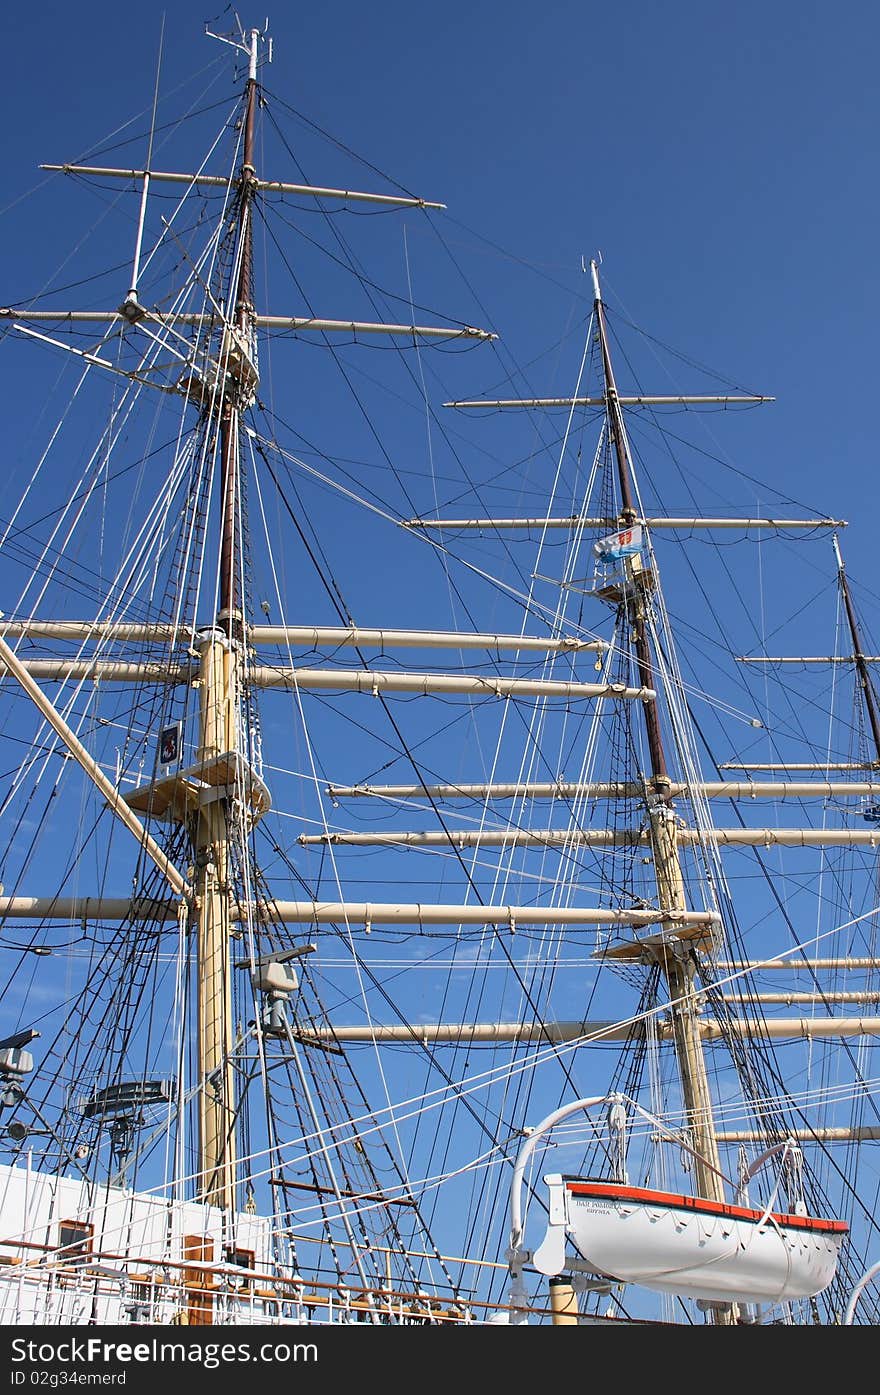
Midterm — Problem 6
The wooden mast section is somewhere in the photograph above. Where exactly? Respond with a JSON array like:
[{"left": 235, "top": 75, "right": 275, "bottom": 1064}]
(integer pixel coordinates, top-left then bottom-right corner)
[
  {"left": 589, "top": 261, "right": 729, "bottom": 1225},
  {"left": 193, "top": 25, "right": 262, "bottom": 1213}
]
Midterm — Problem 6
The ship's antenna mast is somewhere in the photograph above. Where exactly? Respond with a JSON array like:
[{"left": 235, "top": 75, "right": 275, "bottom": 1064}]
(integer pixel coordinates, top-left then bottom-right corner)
[
  {"left": 590, "top": 261, "right": 733, "bottom": 1316},
  {"left": 122, "top": 15, "right": 165, "bottom": 318},
  {"left": 192, "top": 20, "right": 270, "bottom": 1213}
]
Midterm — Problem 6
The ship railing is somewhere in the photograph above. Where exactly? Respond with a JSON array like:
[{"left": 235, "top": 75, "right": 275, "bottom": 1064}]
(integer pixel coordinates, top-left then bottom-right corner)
[
  {"left": 0, "top": 1247, "right": 650, "bottom": 1324},
  {"left": 0, "top": 1238, "right": 487, "bottom": 1324}
]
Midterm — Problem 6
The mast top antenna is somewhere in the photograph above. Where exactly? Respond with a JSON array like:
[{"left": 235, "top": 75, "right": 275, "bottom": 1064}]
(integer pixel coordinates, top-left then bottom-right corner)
[
  {"left": 205, "top": 13, "right": 273, "bottom": 75},
  {"left": 590, "top": 256, "right": 603, "bottom": 303},
  {"left": 832, "top": 531, "right": 844, "bottom": 570}
]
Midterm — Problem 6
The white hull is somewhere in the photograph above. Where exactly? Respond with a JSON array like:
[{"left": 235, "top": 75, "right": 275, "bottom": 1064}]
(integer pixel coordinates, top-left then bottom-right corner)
[{"left": 0, "top": 1162, "right": 276, "bottom": 1325}]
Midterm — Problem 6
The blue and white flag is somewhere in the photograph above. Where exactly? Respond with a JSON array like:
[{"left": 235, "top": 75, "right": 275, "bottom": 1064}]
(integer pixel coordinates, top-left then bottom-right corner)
[{"left": 593, "top": 525, "right": 642, "bottom": 562}]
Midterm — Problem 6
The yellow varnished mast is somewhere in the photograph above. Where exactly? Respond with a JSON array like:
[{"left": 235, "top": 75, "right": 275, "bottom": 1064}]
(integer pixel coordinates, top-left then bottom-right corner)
[{"left": 193, "top": 25, "right": 262, "bottom": 1212}]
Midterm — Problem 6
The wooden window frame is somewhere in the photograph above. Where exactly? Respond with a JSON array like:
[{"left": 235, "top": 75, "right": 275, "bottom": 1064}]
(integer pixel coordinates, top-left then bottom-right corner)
[{"left": 57, "top": 1220, "right": 93, "bottom": 1266}]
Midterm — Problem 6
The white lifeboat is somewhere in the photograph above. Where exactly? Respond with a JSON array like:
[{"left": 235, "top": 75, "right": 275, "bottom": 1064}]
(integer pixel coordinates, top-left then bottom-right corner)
[{"left": 533, "top": 1174, "right": 848, "bottom": 1305}]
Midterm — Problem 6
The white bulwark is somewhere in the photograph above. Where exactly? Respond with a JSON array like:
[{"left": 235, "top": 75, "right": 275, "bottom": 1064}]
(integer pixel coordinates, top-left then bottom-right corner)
[{"left": 0, "top": 1163, "right": 279, "bottom": 1325}]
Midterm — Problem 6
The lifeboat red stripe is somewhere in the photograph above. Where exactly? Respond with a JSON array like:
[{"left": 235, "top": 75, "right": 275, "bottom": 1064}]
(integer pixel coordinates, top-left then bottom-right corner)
[{"left": 563, "top": 1180, "right": 848, "bottom": 1235}]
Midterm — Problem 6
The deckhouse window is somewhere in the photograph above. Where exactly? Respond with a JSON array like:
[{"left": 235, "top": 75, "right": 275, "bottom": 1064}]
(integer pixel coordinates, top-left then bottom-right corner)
[
  {"left": 58, "top": 1221, "right": 93, "bottom": 1265},
  {"left": 227, "top": 1246, "right": 255, "bottom": 1291}
]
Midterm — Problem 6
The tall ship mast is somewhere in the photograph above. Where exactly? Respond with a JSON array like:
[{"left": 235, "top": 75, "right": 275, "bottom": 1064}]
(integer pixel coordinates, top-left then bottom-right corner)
[{"left": 0, "top": 17, "right": 877, "bottom": 1327}]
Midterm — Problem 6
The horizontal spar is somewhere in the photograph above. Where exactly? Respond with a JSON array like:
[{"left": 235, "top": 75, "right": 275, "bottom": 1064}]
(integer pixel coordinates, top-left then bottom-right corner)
[
  {"left": 715, "top": 959, "right": 880, "bottom": 972},
  {"left": 0, "top": 659, "right": 651, "bottom": 700},
  {"left": 0, "top": 621, "right": 606, "bottom": 653},
  {"left": 720, "top": 762, "right": 880, "bottom": 772},
  {"left": 738, "top": 656, "right": 880, "bottom": 664},
  {"left": 255, "top": 316, "right": 494, "bottom": 340},
  {"left": 248, "top": 670, "right": 653, "bottom": 699},
  {"left": 0, "top": 659, "right": 190, "bottom": 683},
  {"left": 0, "top": 898, "right": 719, "bottom": 929},
  {"left": 40, "top": 164, "right": 447, "bottom": 209},
  {"left": 716, "top": 1128, "right": 880, "bottom": 1142},
  {"left": 261, "top": 902, "right": 720, "bottom": 928},
  {"left": 325, "top": 780, "right": 880, "bottom": 800},
  {"left": 246, "top": 627, "right": 607, "bottom": 653},
  {"left": 443, "top": 395, "right": 773, "bottom": 408},
  {"left": 721, "top": 992, "right": 880, "bottom": 1004},
  {"left": 0, "top": 308, "right": 494, "bottom": 340},
  {"left": 0, "top": 621, "right": 186, "bottom": 642},
  {"left": 405, "top": 516, "right": 845, "bottom": 531},
  {"left": 0, "top": 896, "right": 180, "bottom": 921},
  {"left": 312, "top": 1017, "right": 880, "bottom": 1043},
  {"left": 298, "top": 827, "right": 880, "bottom": 847}
]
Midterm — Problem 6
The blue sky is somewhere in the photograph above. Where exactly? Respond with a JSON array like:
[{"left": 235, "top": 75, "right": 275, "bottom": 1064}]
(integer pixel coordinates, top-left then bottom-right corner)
[{"left": 3, "top": 0, "right": 878, "bottom": 565}]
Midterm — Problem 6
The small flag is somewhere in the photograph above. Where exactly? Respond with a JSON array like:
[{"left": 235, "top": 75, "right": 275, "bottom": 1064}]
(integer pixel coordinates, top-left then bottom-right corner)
[
  {"left": 593, "top": 525, "right": 642, "bottom": 562},
  {"left": 158, "top": 721, "right": 182, "bottom": 767}
]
